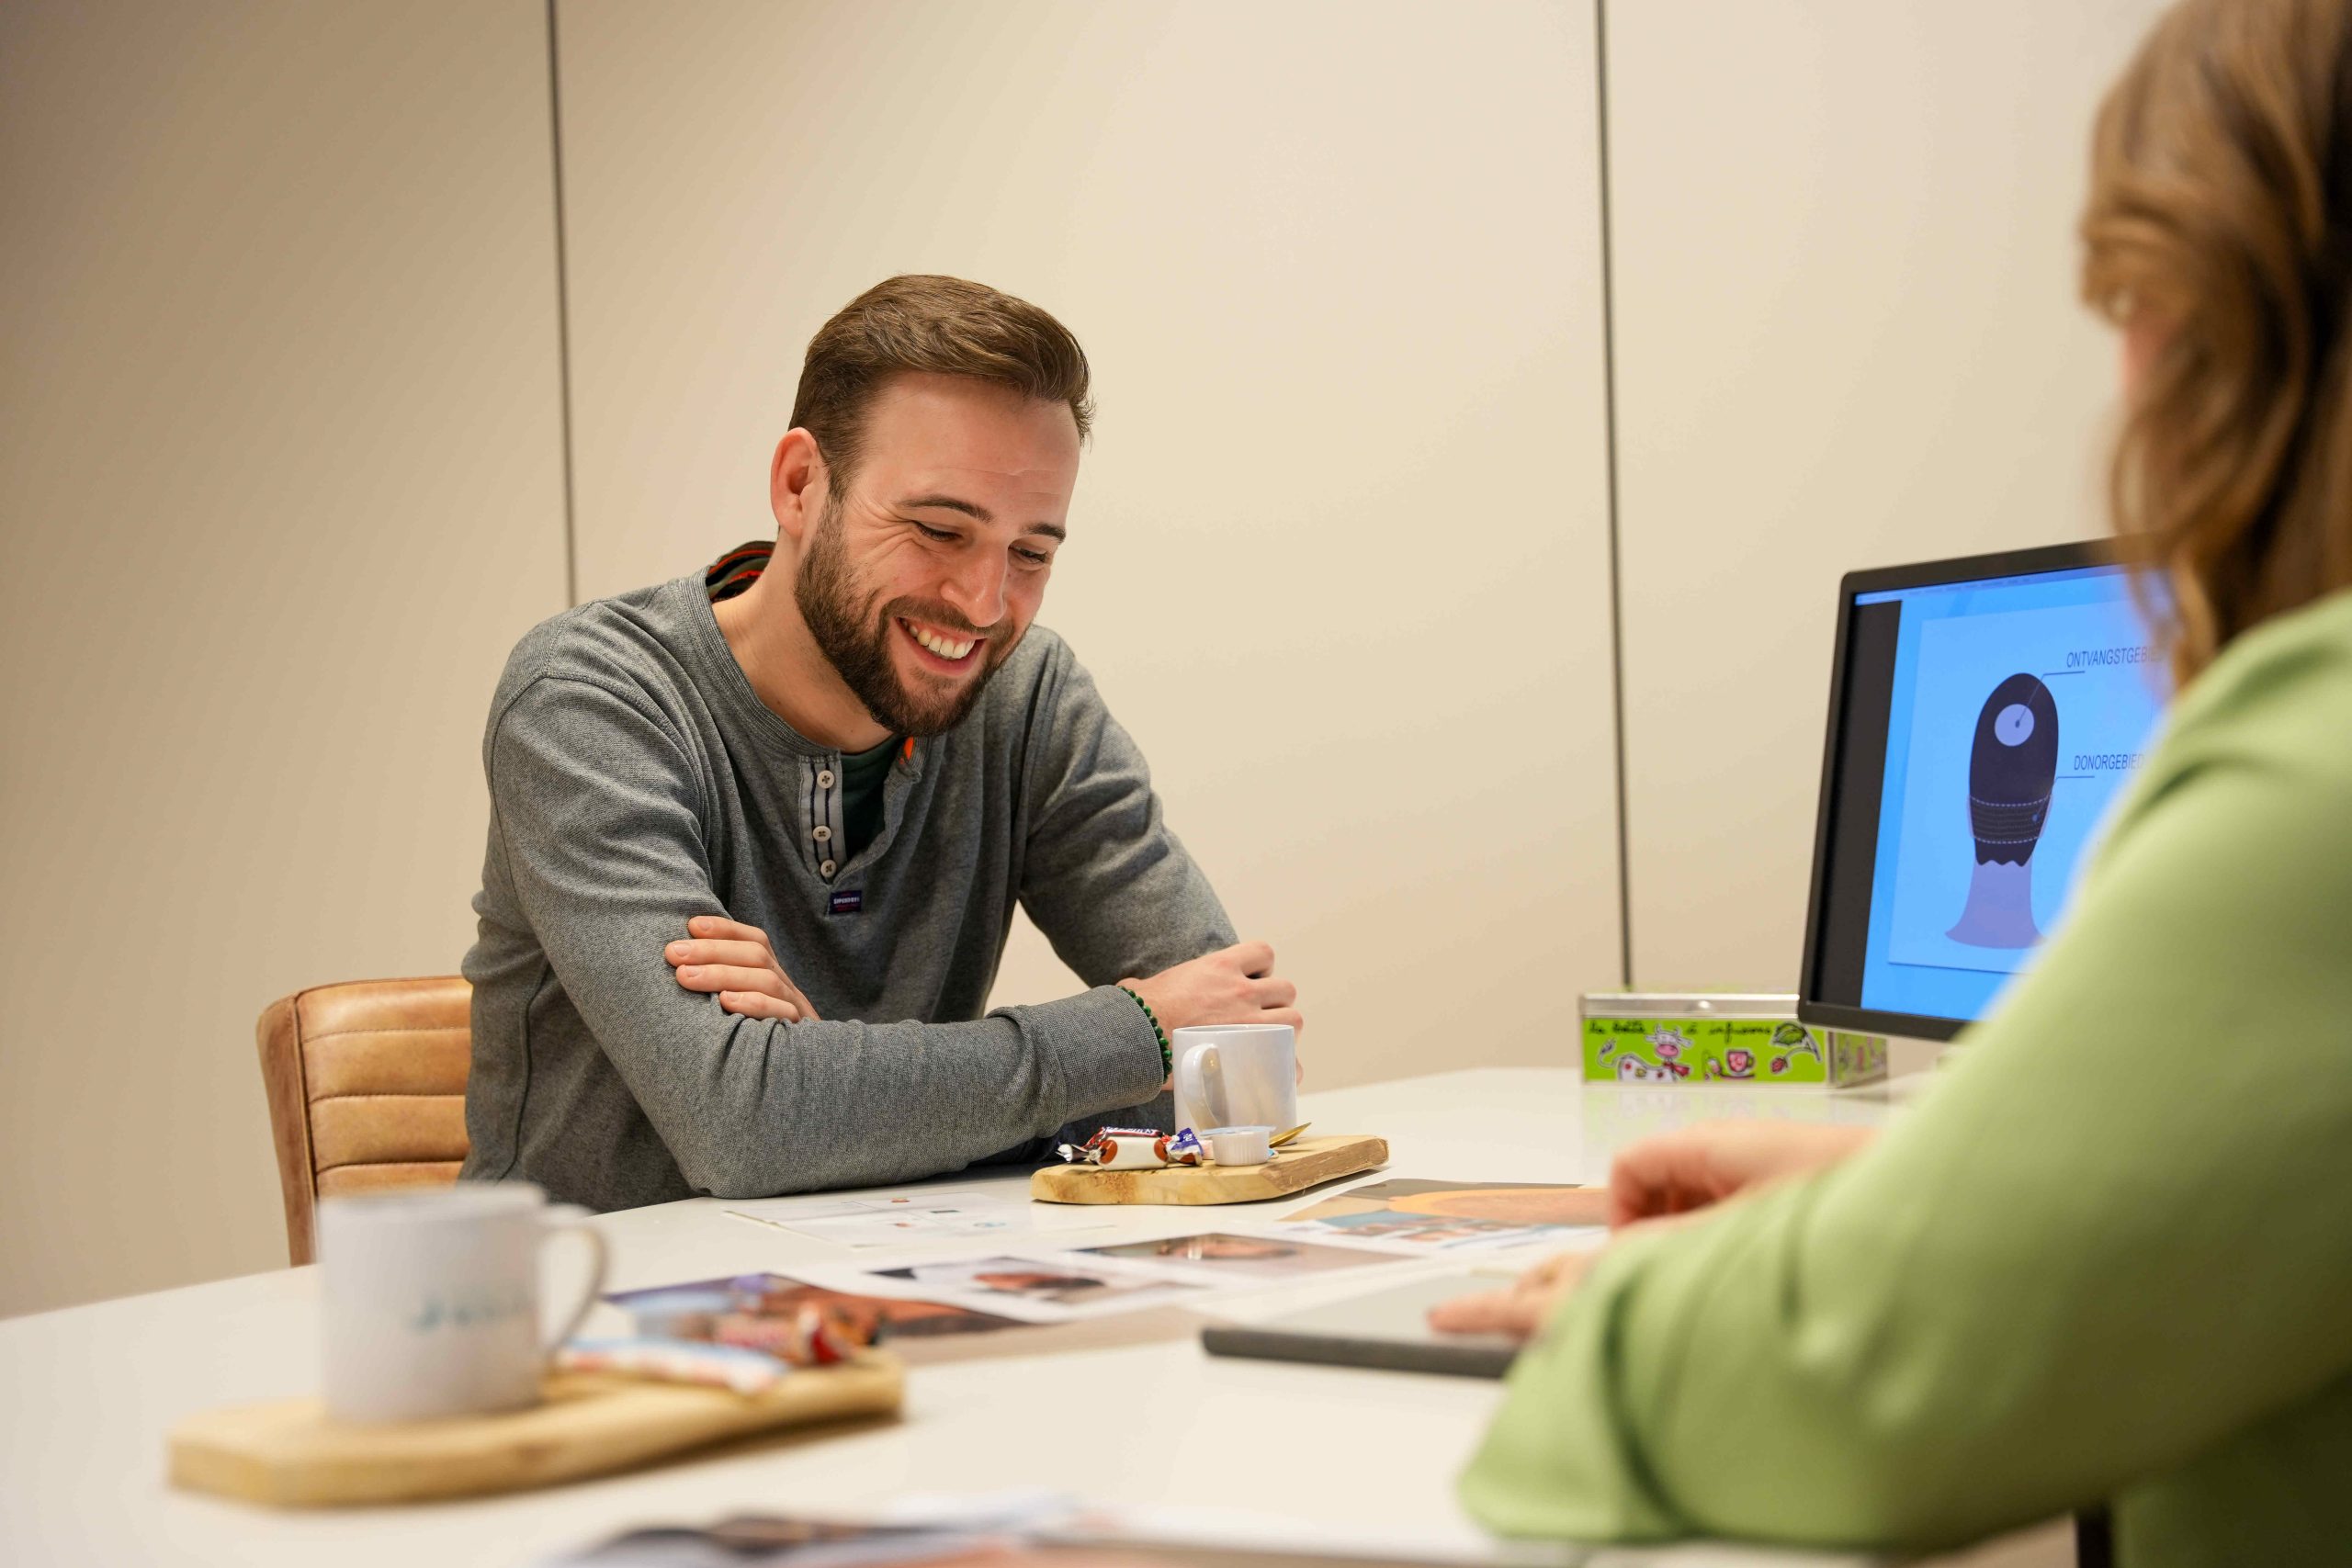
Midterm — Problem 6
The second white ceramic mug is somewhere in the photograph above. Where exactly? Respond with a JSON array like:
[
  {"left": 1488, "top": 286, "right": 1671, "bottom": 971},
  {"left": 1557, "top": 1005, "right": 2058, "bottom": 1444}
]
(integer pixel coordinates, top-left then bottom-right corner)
[
  {"left": 1171, "top": 1022, "right": 1297, "bottom": 1138},
  {"left": 318, "top": 1182, "right": 607, "bottom": 1424}
]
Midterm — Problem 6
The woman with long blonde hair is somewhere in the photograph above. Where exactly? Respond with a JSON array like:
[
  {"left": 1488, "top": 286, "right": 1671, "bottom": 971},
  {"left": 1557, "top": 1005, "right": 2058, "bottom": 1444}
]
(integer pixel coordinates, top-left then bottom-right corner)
[{"left": 1442, "top": 1, "right": 2352, "bottom": 1561}]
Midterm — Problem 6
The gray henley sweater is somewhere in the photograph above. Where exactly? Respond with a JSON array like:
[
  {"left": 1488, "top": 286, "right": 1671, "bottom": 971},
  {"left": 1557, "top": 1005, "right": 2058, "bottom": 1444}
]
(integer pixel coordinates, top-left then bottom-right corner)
[{"left": 458, "top": 575, "right": 1230, "bottom": 1211}]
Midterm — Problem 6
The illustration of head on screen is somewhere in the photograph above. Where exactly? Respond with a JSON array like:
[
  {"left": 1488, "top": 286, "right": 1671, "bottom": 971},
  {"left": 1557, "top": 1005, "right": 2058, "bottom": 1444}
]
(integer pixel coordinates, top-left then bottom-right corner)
[
  {"left": 1800, "top": 543, "right": 2172, "bottom": 1041},
  {"left": 1948, "top": 672, "right": 2060, "bottom": 949}
]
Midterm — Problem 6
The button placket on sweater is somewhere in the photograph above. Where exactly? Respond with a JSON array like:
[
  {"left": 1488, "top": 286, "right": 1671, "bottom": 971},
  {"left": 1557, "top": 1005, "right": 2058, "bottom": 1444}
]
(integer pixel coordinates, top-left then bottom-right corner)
[{"left": 810, "top": 756, "right": 845, "bottom": 882}]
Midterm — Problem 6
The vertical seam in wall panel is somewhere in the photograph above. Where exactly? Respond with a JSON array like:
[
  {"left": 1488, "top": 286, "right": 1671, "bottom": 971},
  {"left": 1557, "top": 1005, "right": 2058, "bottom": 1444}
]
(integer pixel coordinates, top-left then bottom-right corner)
[
  {"left": 546, "top": 0, "right": 581, "bottom": 608},
  {"left": 1594, "top": 0, "right": 1634, "bottom": 987}
]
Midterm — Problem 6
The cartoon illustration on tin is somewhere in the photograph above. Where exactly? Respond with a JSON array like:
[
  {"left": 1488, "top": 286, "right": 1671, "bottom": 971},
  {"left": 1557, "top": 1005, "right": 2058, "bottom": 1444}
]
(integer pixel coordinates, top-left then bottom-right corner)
[
  {"left": 1645, "top": 1027, "right": 1694, "bottom": 1078},
  {"left": 1947, "top": 672, "right": 2059, "bottom": 949},
  {"left": 1706, "top": 1046, "right": 1757, "bottom": 1081},
  {"left": 1615, "top": 1055, "right": 1678, "bottom": 1084}
]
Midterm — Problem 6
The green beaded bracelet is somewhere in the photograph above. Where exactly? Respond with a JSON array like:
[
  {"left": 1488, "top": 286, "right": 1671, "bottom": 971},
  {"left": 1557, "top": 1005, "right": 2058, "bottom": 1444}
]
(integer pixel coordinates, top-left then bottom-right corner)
[{"left": 1119, "top": 985, "right": 1172, "bottom": 1076}]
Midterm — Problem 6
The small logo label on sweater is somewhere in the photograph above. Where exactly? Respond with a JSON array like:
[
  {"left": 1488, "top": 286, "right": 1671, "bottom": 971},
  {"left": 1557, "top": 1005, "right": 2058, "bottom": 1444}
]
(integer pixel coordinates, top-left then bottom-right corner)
[{"left": 828, "top": 890, "right": 864, "bottom": 916}]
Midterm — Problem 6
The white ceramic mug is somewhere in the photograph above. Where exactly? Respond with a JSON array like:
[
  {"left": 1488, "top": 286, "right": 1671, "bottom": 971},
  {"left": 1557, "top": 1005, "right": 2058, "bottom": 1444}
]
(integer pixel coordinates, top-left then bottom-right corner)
[
  {"left": 1171, "top": 1023, "right": 1298, "bottom": 1138},
  {"left": 318, "top": 1183, "right": 608, "bottom": 1424}
]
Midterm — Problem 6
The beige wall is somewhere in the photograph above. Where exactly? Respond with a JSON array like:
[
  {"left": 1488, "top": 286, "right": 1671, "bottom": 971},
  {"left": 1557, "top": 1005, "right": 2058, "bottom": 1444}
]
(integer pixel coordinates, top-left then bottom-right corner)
[
  {"left": 2, "top": 0, "right": 2180, "bottom": 1317},
  {"left": 0, "top": 2, "right": 568, "bottom": 1315},
  {"left": 1607, "top": 0, "right": 2166, "bottom": 990},
  {"left": 554, "top": 0, "right": 1623, "bottom": 1093}
]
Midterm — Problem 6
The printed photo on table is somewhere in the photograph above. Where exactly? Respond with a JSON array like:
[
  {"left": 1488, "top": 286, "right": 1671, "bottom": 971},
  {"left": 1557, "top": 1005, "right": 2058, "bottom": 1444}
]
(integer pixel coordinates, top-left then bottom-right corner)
[
  {"left": 861, "top": 1255, "right": 1211, "bottom": 1322},
  {"left": 1271, "top": 1179, "right": 1610, "bottom": 1252},
  {"left": 542, "top": 1514, "right": 996, "bottom": 1568},
  {"left": 606, "top": 1272, "right": 1025, "bottom": 1345},
  {"left": 1080, "top": 1231, "right": 1409, "bottom": 1283}
]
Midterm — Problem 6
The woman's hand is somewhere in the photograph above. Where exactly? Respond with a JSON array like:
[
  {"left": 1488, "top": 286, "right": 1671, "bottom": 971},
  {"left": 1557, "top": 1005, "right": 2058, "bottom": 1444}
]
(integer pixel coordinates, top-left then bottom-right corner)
[
  {"left": 1428, "top": 1121, "right": 1879, "bottom": 1342},
  {"left": 1607, "top": 1120, "right": 1877, "bottom": 1228},
  {"left": 663, "top": 915, "right": 821, "bottom": 1021},
  {"left": 1426, "top": 1249, "right": 1596, "bottom": 1339}
]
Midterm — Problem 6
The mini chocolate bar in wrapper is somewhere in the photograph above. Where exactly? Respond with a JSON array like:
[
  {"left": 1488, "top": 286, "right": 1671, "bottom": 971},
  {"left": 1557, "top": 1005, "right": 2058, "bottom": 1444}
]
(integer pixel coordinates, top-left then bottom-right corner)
[
  {"left": 1058, "top": 1127, "right": 1161, "bottom": 1168},
  {"left": 1057, "top": 1125, "right": 1197, "bottom": 1169},
  {"left": 707, "top": 1302, "right": 861, "bottom": 1366},
  {"left": 555, "top": 1338, "right": 796, "bottom": 1394}
]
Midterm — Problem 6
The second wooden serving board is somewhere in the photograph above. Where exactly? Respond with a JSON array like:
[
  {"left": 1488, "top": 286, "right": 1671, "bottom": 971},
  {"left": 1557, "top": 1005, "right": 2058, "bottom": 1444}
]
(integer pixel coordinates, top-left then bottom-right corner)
[
  {"left": 1030, "top": 1134, "right": 1387, "bottom": 1205},
  {"left": 167, "top": 1350, "right": 904, "bottom": 1508}
]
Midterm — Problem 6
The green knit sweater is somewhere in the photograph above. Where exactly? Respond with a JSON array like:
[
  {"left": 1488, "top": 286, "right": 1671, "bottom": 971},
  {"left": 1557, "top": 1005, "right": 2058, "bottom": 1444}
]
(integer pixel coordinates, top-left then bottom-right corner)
[{"left": 1462, "top": 590, "right": 2352, "bottom": 1566}]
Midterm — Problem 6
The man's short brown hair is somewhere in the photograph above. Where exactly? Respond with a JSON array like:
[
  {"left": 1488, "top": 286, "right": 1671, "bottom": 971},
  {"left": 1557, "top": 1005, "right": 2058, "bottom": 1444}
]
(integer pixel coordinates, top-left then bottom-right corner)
[{"left": 790, "top": 275, "right": 1093, "bottom": 494}]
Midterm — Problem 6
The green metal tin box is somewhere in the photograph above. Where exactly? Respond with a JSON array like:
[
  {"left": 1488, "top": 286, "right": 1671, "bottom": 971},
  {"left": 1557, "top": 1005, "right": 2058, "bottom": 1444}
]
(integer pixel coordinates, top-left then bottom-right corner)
[{"left": 1580, "top": 992, "right": 1887, "bottom": 1088}]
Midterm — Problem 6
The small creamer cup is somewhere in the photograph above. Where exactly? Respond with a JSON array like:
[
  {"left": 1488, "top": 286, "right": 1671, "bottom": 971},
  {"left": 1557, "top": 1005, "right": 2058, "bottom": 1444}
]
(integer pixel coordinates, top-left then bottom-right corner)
[
  {"left": 1205, "top": 1125, "right": 1275, "bottom": 1166},
  {"left": 318, "top": 1182, "right": 607, "bottom": 1424}
]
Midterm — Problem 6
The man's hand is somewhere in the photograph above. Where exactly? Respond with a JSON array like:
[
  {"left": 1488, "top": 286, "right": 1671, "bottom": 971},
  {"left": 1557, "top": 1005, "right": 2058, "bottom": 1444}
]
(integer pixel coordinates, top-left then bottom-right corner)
[
  {"left": 1606, "top": 1120, "right": 1876, "bottom": 1229},
  {"left": 1125, "top": 941, "right": 1302, "bottom": 1035},
  {"left": 1426, "top": 1248, "right": 1596, "bottom": 1339},
  {"left": 663, "top": 915, "right": 821, "bottom": 1022}
]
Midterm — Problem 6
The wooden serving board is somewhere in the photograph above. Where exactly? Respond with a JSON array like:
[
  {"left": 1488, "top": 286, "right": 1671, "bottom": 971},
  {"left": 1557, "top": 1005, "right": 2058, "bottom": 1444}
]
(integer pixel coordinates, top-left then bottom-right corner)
[
  {"left": 1031, "top": 1134, "right": 1388, "bottom": 1205},
  {"left": 168, "top": 1350, "right": 903, "bottom": 1508}
]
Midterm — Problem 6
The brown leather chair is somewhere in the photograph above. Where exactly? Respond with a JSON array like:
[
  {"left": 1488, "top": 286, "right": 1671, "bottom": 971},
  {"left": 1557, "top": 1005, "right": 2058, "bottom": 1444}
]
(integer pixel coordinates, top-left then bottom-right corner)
[{"left": 255, "top": 976, "right": 472, "bottom": 1266}]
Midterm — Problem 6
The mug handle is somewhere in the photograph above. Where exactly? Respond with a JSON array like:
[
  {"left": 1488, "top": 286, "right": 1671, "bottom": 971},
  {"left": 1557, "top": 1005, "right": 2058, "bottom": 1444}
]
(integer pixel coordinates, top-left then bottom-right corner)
[
  {"left": 537, "top": 1203, "right": 611, "bottom": 1358},
  {"left": 1175, "top": 1042, "right": 1227, "bottom": 1130}
]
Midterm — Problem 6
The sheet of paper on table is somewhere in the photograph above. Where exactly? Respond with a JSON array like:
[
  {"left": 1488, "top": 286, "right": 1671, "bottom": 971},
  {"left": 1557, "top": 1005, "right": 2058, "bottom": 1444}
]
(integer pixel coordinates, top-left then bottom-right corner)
[
  {"left": 792, "top": 1249, "right": 1217, "bottom": 1324},
  {"left": 791, "top": 1224, "right": 1430, "bottom": 1325},
  {"left": 710, "top": 1179, "right": 1617, "bottom": 1330},
  {"left": 1071, "top": 1229, "right": 1418, "bottom": 1287},
  {"left": 725, "top": 1188, "right": 1114, "bottom": 1248}
]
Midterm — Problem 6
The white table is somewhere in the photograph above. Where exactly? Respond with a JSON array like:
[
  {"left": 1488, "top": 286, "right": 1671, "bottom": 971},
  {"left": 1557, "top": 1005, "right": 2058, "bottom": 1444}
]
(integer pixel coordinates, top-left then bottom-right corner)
[{"left": 0, "top": 1067, "right": 1917, "bottom": 1568}]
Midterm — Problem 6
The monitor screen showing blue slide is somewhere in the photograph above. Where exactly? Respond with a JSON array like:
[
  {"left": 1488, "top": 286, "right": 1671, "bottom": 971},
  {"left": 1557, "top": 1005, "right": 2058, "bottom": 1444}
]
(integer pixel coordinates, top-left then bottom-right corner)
[{"left": 1814, "top": 562, "right": 2171, "bottom": 1028}]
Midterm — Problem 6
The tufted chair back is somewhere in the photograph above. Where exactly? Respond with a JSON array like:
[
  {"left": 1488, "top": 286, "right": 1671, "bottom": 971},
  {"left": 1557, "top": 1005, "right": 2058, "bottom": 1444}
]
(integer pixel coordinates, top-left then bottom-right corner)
[{"left": 255, "top": 976, "right": 472, "bottom": 1266}]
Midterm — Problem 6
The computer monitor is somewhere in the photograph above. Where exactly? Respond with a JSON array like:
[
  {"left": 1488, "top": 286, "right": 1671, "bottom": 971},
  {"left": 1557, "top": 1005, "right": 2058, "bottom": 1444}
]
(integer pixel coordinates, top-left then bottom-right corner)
[{"left": 1797, "top": 542, "right": 2171, "bottom": 1042}]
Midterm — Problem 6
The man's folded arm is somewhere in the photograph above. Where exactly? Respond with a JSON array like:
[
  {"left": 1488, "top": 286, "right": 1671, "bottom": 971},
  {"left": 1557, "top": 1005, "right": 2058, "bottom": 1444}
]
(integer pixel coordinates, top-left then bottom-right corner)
[
  {"left": 488, "top": 674, "right": 1167, "bottom": 1197},
  {"left": 1016, "top": 641, "right": 1235, "bottom": 986},
  {"left": 1011, "top": 645, "right": 1234, "bottom": 1145}
]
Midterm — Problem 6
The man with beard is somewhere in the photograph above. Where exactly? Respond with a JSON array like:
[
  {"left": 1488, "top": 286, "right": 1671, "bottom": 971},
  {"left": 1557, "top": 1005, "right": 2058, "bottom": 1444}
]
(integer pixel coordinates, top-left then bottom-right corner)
[{"left": 458, "top": 276, "right": 1299, "bottom": 1210}]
